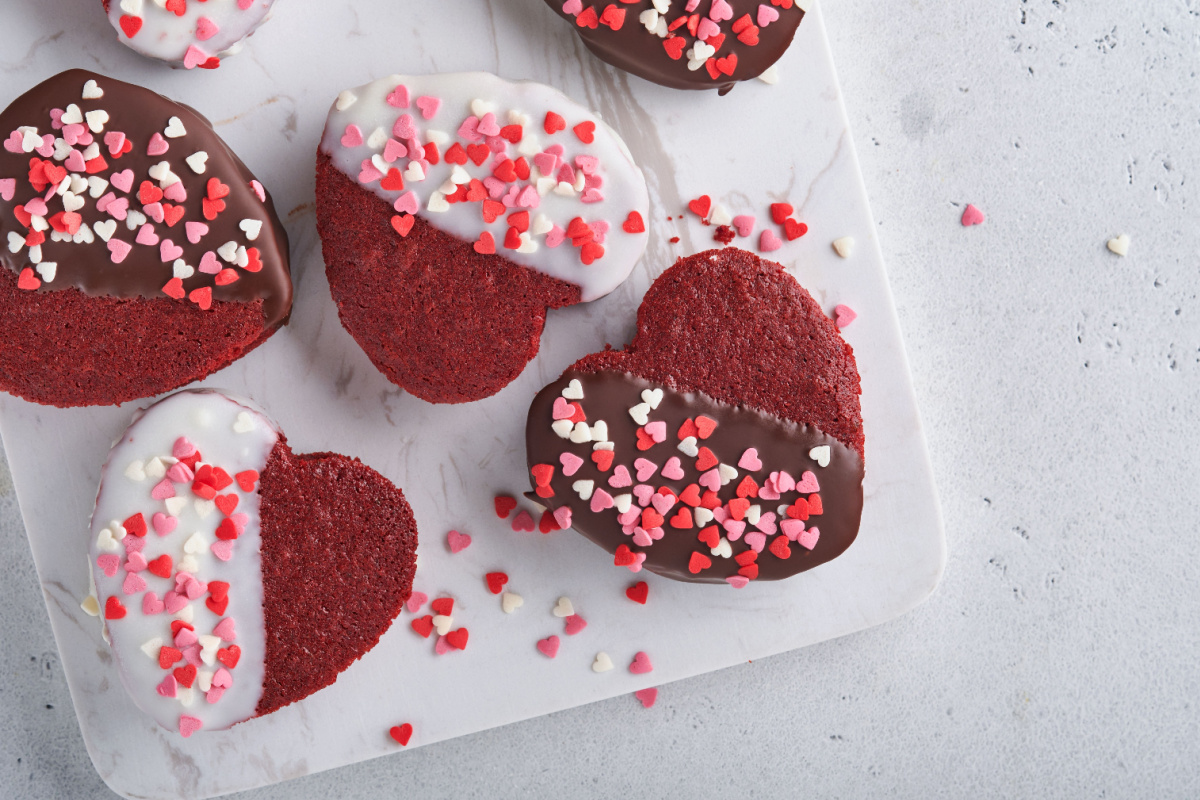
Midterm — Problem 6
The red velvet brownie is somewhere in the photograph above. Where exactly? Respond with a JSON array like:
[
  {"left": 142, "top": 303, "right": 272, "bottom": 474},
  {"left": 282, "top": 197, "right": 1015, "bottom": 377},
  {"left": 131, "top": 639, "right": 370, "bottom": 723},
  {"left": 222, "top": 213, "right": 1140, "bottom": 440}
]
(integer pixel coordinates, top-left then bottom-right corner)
[
  {"left": 316, "top": 72, "right": 649, "bottom": 404},
  {"left": 101, "top": 0, "right": 278, "bottom": 69},
  {"left": 526, "top": 248, "right": 864, "bottom": 585},
  {"left": 88, "top": 390, "right": 417, "bottom": 736},
  {"left": 0, "top": 69, "right": 292, "bottom": 407},
  {"left": 542, "top": 0, "right": 808, "bottom": 93}
]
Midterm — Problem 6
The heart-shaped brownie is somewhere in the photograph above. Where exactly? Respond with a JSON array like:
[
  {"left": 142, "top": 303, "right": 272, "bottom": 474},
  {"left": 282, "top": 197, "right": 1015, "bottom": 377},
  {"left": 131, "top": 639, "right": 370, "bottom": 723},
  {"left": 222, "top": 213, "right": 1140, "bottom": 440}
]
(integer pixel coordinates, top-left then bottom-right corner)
[
  {"left": 525, "top": 247, "right": 863, "bottom": 585},
  {"left": 541, "top": 0, "right": 807, "bottom": 94},
  {"left": 100, "top": 0, "right": 277, "bottom": 70},
  {"left": 0, "top": 70, "right": 292, "bottom": 407},
  {"left": 316, "top": 72, "right": 649, "bottom": 403},
  {"left": 88, "top": 390, "right": 417, "bottom": 737}
]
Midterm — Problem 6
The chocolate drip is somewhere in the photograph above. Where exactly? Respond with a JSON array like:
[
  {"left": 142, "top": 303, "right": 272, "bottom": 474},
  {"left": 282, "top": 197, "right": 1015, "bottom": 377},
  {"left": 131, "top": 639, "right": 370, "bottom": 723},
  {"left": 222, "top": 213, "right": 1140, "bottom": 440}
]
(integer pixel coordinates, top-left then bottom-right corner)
[
  {"left": 0, "top": 69, "right": 291, "bottom": 326},
  {"left": 527, "top": 370, "right": 864, "bottom": 583}
]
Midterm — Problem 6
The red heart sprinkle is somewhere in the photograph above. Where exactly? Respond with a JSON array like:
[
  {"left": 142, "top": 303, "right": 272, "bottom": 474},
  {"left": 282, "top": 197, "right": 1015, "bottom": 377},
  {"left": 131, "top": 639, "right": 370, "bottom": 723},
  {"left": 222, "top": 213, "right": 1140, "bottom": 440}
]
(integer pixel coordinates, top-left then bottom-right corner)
[
  {"left": 573, "top": 121, "right": 596, "bottom": 144},
  {"left": 544, "top": 111, "right": 565, "bottom": 134},
  {"left": 679, "top": 484, "right": 702, "bottom": 507},
  {"left": 503, "top": 226, "right": 522, "bottom": 250},
  {"left": 235, "top": 470, "right": 258, "bottom": 492},
  {"left": 535, "top": 484, "right": 555, "bottom": 499},
  {"left": 591, "top": 449, "right": 615, "bottom": 472},
  {"left": 808, "top": 494, "right": 824, "bottom": 515},
  {"left": 117, "top": 514, "right": 144, "bottom": 540},
  {"left": 530, "top": 463, "right": 555, "bottom": 487},
  {"left": 147, "top": 555, "right": 172, "bottom": 579},
  {"left": 734, "top": 549, "right": 758, "bottom": 566},
  {"left": 663, "top": 35, "right": 686, "bottom": 60},
  {"left": 580, "top": 241, "right": 605, "bottom": 265},
  {"left": 188, "top": 286, "right": 213, "bottom": 311},
  {"left": 677, "top": 418, "right": 699, "bottom": 440},
  {"left": 381, "top": 168, "right": 405, "bottom": 191},
  {"left": 206, "top": 177, "right": 230, "bottom": 200},
  {"left": 783, "top": 218, "right": 809, "bottom": 240},
  {"left": 215, "top": 517, "right": 241, "bottom": 540},
  {"left": 507, "top": 210, "right": 530, "bottom": 233},
  {"left": 728, "top": 498, "right": 750, "bottom": 521},
  {"left": 700, "top": 490, "right": 721, "bottom": 510},
  {"left": 626, "top": 581, "right": 649, "bottom": 605},
  {"left": 736, "top": 476, "right": 759, "bottom": 498},
  {"left": 214, "top": 267, "right": 239, "bottom": 286},
  {"left": 215, "top": 493, "right": 238, "bottom": 516},
  {"left": 430, "top": 597, "right": 454, "bottom": 616},
  {"left": 445, "top": 628, "right": 469, "bottom": 650},
  {"left": 787, "top": 498, "right": 809, "bottom": 521},
  {"left": 576, "top": 5, "right": 599, "bottom": 28},
  {"left": 688, "top": 552, "right": 712, "bottom": 574},
  {"left": 169, "top": 620, "right": 194, "bottom": 636},
  {"left": 466, "top": 143, "right": 490, "bottom": 166},
  {"left": 669, "top": 507, "right": 693, "bottom": 529},
  {"left": 485, "top": 572, "right": 509, "bottom": 594},
  {"left": 695, "top": 416, "right": 717, "bottom": 439},
  {"left": 209, "top": 467, "right": 233, "bottom": 490},
  {"left": 162, "top": 203, "right": 185, "bottom": 228},
  {"left": 104, "top": 596, "right": 126, "bottom": 620},
  {"left": 17, "top": 268, "right": 40, "bottom": 291},
  {"left": 614, "top": 544, "right": 637, "bottom": 566},
  {"left": 695, "top": 447, "right": 718, "bottom": 471},
  {"left": 206, "top": 595, "right": 228, "bottom": 615},
  {"left": 640, "top": 508, "right": 665, "bottom": 530},
  {"left": 688, "top": 195, "right": 712, "bottom": 219},
  {"left": 599, "top": 4, "right": 626, "bottom": 29},
  {"left": 494, "top": 495, "right": 517, "bottom": 518},
  {"left": 201, "top": 196, "right": 226, "bottom": 220},
  {"left": 389, "top": 723, "right": 413, "bottom": 746},
  {"left": 217, "top": 645, "right": 241, "bottom": 668},
  {"left": 158, "top": 646, "right": 182, "bottom": 669},
  {"left": 410, "top": 615, "right": 434, "bottom": 638},
  {"left": 444, "top": 143, "right": 468, "bottom": 164},
  {"left": 139, "top": 180, "right": 163, "bottom": 205},
  {"left": 635, "top": 428, "right": 656, "bottom": 450},
  {"left": 173, "top": 665, "right": 197, "bottom": 688},
  {"left": 499, "top": 124, "right": 523, "bottom": 143},
  {"left": 391, "top": 214, "right": 414, "bottom": 237},
  {"left": 119, "top": 14, "right": 142, "bottom": 38},
  {"left": 165, "top": 0, "right": 186, "bottom": 16},
  {"left": 739, "top": 563, "right": 760, "bottom": 580},
  {"left": 770, "top": 536, "right": 792, "bottom": 560},
  {"left": 698, "top": 525, "right": 720, "bottom": 548},
  {"left": 474, "top": 231, "right": 496, "bottom": 254},
  {"left": 770, "top": 203, "right": 794, "bottom": 224},
  {"left": 622, "top": 210, "right": 645, "bottom": 234},
  {"left": 715, "top": 54, "right": 738, "bottom": 76},
  {"left": 481, "top": 199, "right": 504, "bottom": 223},
  {"left": 538, "top": 510, "right": 560, "bottom": 533},
  {"left": 162, "top": 277, "right": 185, "bottom": 300},
  {"left": 732, "top": 13, "right": 752, "bottom": 32},
  {"left": 208, "top": 581, "right": 229, "bottom": 601}
]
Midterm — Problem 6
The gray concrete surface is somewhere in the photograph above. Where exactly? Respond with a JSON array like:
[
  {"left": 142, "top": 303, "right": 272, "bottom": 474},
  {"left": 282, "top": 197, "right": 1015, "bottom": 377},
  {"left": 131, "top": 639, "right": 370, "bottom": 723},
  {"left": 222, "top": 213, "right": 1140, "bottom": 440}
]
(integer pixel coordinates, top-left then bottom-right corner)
[{"left": 3, "top": 0, "right": 1198, "bottom": 797}]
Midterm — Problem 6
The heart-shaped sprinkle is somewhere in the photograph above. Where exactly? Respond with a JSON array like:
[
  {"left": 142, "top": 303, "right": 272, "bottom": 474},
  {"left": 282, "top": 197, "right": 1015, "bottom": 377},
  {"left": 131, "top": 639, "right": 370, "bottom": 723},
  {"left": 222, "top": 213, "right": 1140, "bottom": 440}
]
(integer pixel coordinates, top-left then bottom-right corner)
[
  {"left": 832, "top": 236, "right": 855, "bottom": 258},
  {"left": 564, "top": 614, "right": 587, "bottom": 635},
  {"left": 446, "top": 530, "right": 472, "bottom": 554},
  {"left": 501, "top": 591, "right": 524, "bottom": 613},
  {"left": 494, "top": 496, "right": 517, "bottom": 518},
  {"left": 552, "top": 596, "right": 575, "bottom": 618},
  {"left": 511, "top": 509, "right": 535, "bottom": 531},
  {"left": 389, "top": 723, "right": 413, "bottom": 746},
  {"left": 485, "top": 572, "right": 508, "bottom": 594},
  {"left": 592, "top": 651, "right": 614, "bottom": 672},
  {"left": 629, "top": 651, "right": 654, "bottom": 674},
  {"left": 960, "top": 203, "right": 985, "bottom": 226},
  {"left": 445, "top": 628, "right": 469, "bottom": 650},
  {"left": 834, "top": 304, "right": 857, "bottom": 329},
  {"left": 537, "top": 635, "right": 561, "bottom": 658},
  {"left": 1106, "top": 234, "right": 1129, "bottom": 256},
  {"left": 406, "top": 591, "right": 428, "bottom": 613}
]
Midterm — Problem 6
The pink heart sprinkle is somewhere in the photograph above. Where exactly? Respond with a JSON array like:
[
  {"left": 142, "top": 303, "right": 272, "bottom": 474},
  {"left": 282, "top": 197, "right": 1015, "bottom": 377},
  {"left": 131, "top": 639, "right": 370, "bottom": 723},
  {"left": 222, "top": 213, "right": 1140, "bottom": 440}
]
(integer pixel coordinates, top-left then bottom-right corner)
[
  {"left": 0, "top": 178, "right": 13, "bottom": 202},
  {"left": 759, "top": 229, "right": 782, "bottom": 252},
  {"left": 759, "top": 484, "right": 781, "bottom": 501},
  {"left": 36, "top": 135, "right": 54, "bottom": 157},
  {"left": 394, "top": 189, "right": 420, "bottom": 215},
  {"left": 698, "top": 469, "right": 721, "bottom": 492},
  {"left": 511, "top": 510, "right": 535, "bottom": 532},
  {"left": 722, "top": 519, "right": 747, "bottom": 541},
  {"left": 392, "top": 114, "right": 417, "bottom": 141},
  {"left": 213, "top": 617, "right": 237, "bottom": 642},
  {"left": 744, "top": 531, "right": 767, "bottom": 553},
  {"left": 798, "top": 526, "right": 820, "bottom": 551},
  {"left": 3, "top": 131, "right": 23, "bottom": 153},
  {"left": 545, "top": 225, "right": 566, "bottom": 248},
  {"left": 726, "top": 575, "right": 750, "bottom": 589},
  {"left": 834, "top": 304, "right": 857, "bottom": 329},
  {"left": 142, "top": 592, "right": 164, "bottom": 615},
  {"left": 185, "top": 221, "right": 208, "bottom": 244},
  {"left": 537, "top": 635, "right": 560, "bottom": 658},
  {"left": 560, "top": 451, "right": 585, "bottom": 477},
  {"left": 434, "top": 635, "right": 452, "bottom": 656},
  {"left": 104, "top": 131, "right": 126, "bottom": 157},
  {"left": 415, "top": 95, "right": 441, "bottom": 119},
  {"left": 96, "top": 554, "right": 119, "bottom": 578},
  {"left": 553, "top": 506, "right": 573, "bottom": 529},
  {"left": 386, "top": 85, "right": 410, "bottom": 108},
  {"left": 632, "top": 528, "right": 653, "bottom": 547},
  {"left": 564, "top": 614, "right": 587, "bottom": 635},
  {"left": 341, "top": 124, "right": 363, "bottom": 148},
  {"left": 164, "top": 590, "right": 187, "bottom": 614},
  {"left": 590, "top": 488, "right": 615, "bottom": 513},
  {"left": 633, "top": 458, "right": 658, "bottom": 482},
  {"left": 645, "top": 421, "right": 667, "bottom": 443},
  {"left": 64, "top": 150, "right": 86, "bottom": 172},
  {"left": 110, "top": 169, "right": 134, "bottom": 193},
  {"left": 179, "top": 715, "right": 202, "bottom": 738},
  {"left": 632, "top": 484, "right": 654, "bottom": 506},
  {"left": 738, "top": 448, "right": 763, "bottom": 471},
  {"left": 199, "top": 251, "right": 221, "bottom": 274},
  {"left": 757, "top": 3, "right": 780, "bottom": 26},
  {"left": 123, "top": 535, "right": 144, "bottom": 553},
  {"left": 533, "top": 152, "right": 558, "bottom": 177},
  {"left": 157, "top": 675, "right": 178, "bottom": 699},
  {"left": 196, "top": 16, "right": 219, "bottom": 40},
  {"left": 629, "top": 651, "right": 653, "bottom": 675},
  {"left": 661, "top": 457, "right": 684, "bottom": 481},
  {"left": 212, "top": 667, "right": 233, "bottom": 689},
  {"left": 150, "top": 513, "right": 177, "bottom": 538},
  {"left": 635, "top": 687, "right": 658, "bottom": 708},
  {"left": 143, "top": 201, "right": 164, "bottom": 224},
  {"left": 382, "top": 138, "right": 407, "bottom": 163},
  {"left": 122, "top": 572, "right": 146, "bottom": 595},
  {"left": 160, "top": 238, "right": 184, "bottom": 263},
  {"left": 731, "top": 214, "right": 756, "bottom": 238},
  {"left": 773, "top": 471, "right": 796, "bottom": 493},
  {"left": 164, "top": 182, "right": 187, "bottom": 203},
  {"left": 961, "top": 203, "right": 986, "bottom": 227},
  {"left": 710, "top": 0, "right": 733, "bottom": 21},
  {"left": 562, "top": 0, "right": 583, "bottom": 14},
  {"left": 206, "top": 687, "right": 225, "bottom": 704},
  {"left": 552, "top": 397, "right": 575, "bottom": 420},
  {"left": 608, "top": 464, "right": 632, "bottom": 488},
  {"left": 182, "top": 645, "right": 202, "bottom": 667},
  {"left": 184, "top": 576, "right": 206, "bottom": 600},
  {"left": 518, "top": 185, "right": 541, "bottom": 209},
  {"left": 237, "top": 0, "right": 253, "bottom": 9},
  {"left": 358, "top": 159, "right": 382, "bottom": 185},
  {"left": 124, "top": 552, "right": 147, "bottom": 572},
  {"left": 626, "top": 552, "right": 647, "bottom": 572},
  {"left": 250, "top": 180, "right": 265, "bottom": 202},
  {"left": 755, "top": 512, "right": 778, "bottom": 535},
  {"left": 406, "top": 591, "right": 428, "bottom": 613},
  {"left": 650, "top": 493, "right": 675, "bottom": 515},
  {"left": 150, "top": 478, "right": 175, "bottom": 500},
  {"left": 183, "top": 45, "right": 210, "bottom": 70},
  {"left": 174, "top": 627, "right": 198, "bottom": 648},
  {"left": 780, "top": 518, "right": 805, "bottom": 541},
  {"left": 147, "top": 132, "right": 169, "bottom": 157},
  {"left": 211, "top": 539, "right": 234, "bottom": 561},
  {"left": 446, "top": 529, "right": 472, "bottom": 554},
  {"left": 795, "top": 471, "right": 820, "bottom": 493},
  {"left": 134, "top": 222, "right": 158, "bottom": 246},
  {"left": 696, "top": 17, "right": 720, "bottom": 39}
]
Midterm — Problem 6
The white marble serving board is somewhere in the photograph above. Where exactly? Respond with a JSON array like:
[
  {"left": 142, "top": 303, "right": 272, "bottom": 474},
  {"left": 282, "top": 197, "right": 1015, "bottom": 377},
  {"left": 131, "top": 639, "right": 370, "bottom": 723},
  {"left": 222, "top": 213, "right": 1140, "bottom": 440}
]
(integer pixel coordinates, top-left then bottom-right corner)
[{"left": 0, "top": 1, "right": 945, "bottom": 798}]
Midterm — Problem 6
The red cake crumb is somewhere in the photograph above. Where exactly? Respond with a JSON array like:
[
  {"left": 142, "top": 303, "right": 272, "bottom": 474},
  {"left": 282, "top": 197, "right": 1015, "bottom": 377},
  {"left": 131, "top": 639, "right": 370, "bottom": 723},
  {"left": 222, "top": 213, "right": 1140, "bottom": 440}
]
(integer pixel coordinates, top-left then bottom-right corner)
[
  {"left": 0, "top": 266, "right": 274, "bottom": 407},
  {"left": 315, "top": 153, "right": 582, "bottom": 404},
  {"left": 713, "top": 225, "right": 735, "bottom": 245},
  {"left": 256, "top": 437, "right": 417, "bottom": 717},
  {"left": 570, "top": 248, "right": 864, "bottom": 457}
]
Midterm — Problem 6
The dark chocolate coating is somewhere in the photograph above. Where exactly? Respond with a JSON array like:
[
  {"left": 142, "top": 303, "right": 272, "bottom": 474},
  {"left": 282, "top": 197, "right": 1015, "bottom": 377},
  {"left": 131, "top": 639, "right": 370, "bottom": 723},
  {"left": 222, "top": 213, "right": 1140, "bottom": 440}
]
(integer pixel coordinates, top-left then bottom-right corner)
[
  {"left": 542, "top": 0, "right": 805, "bottom": 94},
  {"left": 526, "top": 370, "right": 864, "bottom": 583},
  {"left": 0, "top": 69, "right": 291, "bottom": 326}
]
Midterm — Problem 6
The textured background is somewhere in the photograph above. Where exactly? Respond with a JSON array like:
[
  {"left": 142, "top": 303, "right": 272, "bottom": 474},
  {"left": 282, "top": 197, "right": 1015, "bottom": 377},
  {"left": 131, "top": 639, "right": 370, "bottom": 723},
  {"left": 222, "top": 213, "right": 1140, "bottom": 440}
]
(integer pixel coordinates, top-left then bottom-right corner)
[{"left": 3, "top": 0, "right": 1199, "bottom": 798}]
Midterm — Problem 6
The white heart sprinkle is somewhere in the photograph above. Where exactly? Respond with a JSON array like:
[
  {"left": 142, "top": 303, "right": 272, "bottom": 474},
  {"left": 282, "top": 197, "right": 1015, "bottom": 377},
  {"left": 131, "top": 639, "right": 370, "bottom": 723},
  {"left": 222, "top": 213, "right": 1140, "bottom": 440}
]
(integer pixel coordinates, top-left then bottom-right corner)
[
  {"left": 185, "top": 151, "right": 208, "bottom": 174},
  {"left": 69, "top": 174, "right": 88, "bottom": 195},
  {"left": 124, "top": 459, "right": 146, "bottom": 481},
  {"left": 809, "top": 445, "right": 831, "bottom": 468},
  {"left": 711, "top": 537, "right": 733, "bottom": 558},
  {"left": 335, "top": 90, "right": 358, "bottom": 111},
  {"left": 183, "top": 533, "right": 207, "bottom": 554},
  {"left": 62, "top": 191, "right": 84, "bottom": 212},
  {"left": 425, "top": 129, "right": 450, "bottom": 146},
  {"left": 124, "top": 210, "right": 146, "bottom": 231},
  {"left": 641, "top": 389, "right": 663, "bottom": 409},
  {"left": 552, "top": 597, "right": 574, "bottom": 618},
  {"left": 178, "top": 555, "right": 199, "bottom": 575},
  {"left": 532, "top": 213, "right": 554, "bottom": 236},
  {"left": 757, "top": 64, "right": 781, "bottom": 85},
  {"left": 81, "top": 79, "right": 103, "bottom": 100},
  {"left": 61, "top": 104, "right": 83, "bottom": 125},
  {"left": 239, "top": 219, "right": 262, "bottom": 241},
  {"left": 233, "top": 411, "right": 255, "bottom": 433},
  {"left": 82, "top": 142, "right": 100, "bottom": 161},
  {"left": 36, "top": 262, "right": 56, "bottom": 282},
  {"left": 197, "top": 670, "right": 213, "bottom": 693},
  {"left": 572, "top": 480, "right": 594, "bottom": 501},
  {"left": 426, "top": 191, "right": 449, "bottom": 213},
  {"left": 432, "top": 614, "right": 454, "bottom": 636},
  {"left": 694, "top": 506, "right": 714, "bottom": 526},
  {"left": 95, "top": 527, "right": 119, "bottom": 552},
  {"left": 561, "top": 379, "right": 584, "bottom": 400},
  {"left": 718, "top": 463, "right": 738, "bottom": 484},
  {"left": 366, "top": 126, "right": 387, "bottom": 149},
  {"left": 832, "top": 237, "right": 855, "bottom": 258},
  {"left": 501, "top": 592, "right": 524, "bottom": 614},
  {"left": 193, "top": 499, "right": 215, "bottom": 519},
  {"left": 84, "top": 109, "right": 109, "bottom": 133},
  {"left": 678, "top": 436, "right": 699, "bottom": 457},
  {"left": 1107, "top": 234, "right": 1130, "bottom": 256},
  {"left": 593, "top": 441, "right": 614, "bottom": 451},
  {"left": 569, "top": 422, "right": 593, "bottom": 443},
  {"left": 590, "top": 421, "right": 608, "bottom": 442},
  {"left": 551, "top": 419, "right": 574, "bottom": 438},
  {"left": 139, "top": 637, "right": 164, "bottom": 659},
  {"left": 629, "top": 403, "right": 650, "bottom": 425},
  {"left": 217, "top": 241, "right": 239, "bottom": 263},
  {"left": 86, "top": 175, "right": 109, "bottom": 198},
  {"left": 404, "top": 161, "right": 426, "bottom": 182},
  {"left": 709, "top": 204, "right": 732, "bottom": 227},
  {"left": 745, "top": 505, "right": 761, "bottom": 525},
  {"left": 172, "top": 259, "right": 194, "bottom": 279},
  {"left": 120, "top": 0, "right": 142, "bottom": 14},
  {"left": 80, "top": 595, "right": 100, "bottom": 616},
  {"left": 592, "top": 652, "right": 614, "bottom": 673},
  {"left": 470, "top": 98, "right": 496, "bottom": 118},
  {"left": 639, "top": 9, "right": 659, "bottom": 32},
  {"left": 165, "top": 497, "right": 188, "bottom": 516},
  {"left": 7, "top": 232, "right": 24, "bottom": 253},
  {"left": 164, "top": 116, "right": 187, "bottom": 138},
  {"left": 144, "top": 456, "right": 167, "bottom": 479},
  {"left": 73, "top": 226, "right": 95, "bottom": 245},
  {"left": 614, "top": 493, "right": 632, "bottom": 513},
  {"left": 93, "top": 219, "right": 116, "bottom": 242}
]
